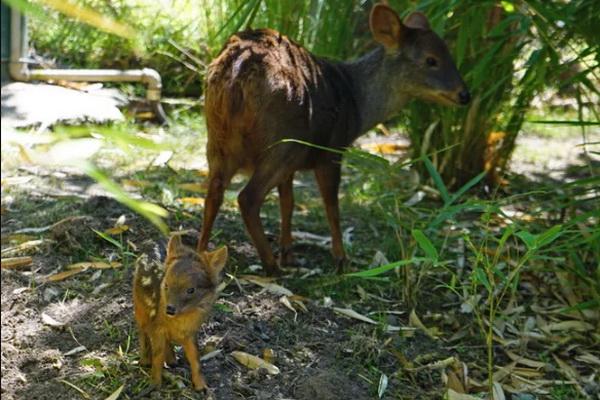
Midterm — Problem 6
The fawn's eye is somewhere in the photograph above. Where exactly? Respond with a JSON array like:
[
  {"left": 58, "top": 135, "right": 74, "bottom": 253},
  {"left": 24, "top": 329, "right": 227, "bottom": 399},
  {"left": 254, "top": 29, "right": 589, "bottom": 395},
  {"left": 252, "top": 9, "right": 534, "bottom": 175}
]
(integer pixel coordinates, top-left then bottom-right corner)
[
  {"left": 426, "top": 57, "right": 438, "bottom": 67},
  {"left": 187, "top": 287, "right": 195, "bottom": 294}
]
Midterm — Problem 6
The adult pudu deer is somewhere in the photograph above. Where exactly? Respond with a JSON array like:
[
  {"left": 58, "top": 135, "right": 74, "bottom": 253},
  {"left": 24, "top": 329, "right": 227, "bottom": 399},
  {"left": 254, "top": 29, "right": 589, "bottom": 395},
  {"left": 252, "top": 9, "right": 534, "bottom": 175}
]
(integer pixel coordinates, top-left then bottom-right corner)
[{"left": 198, "top": 3, "right": 469, "bottom": 275}]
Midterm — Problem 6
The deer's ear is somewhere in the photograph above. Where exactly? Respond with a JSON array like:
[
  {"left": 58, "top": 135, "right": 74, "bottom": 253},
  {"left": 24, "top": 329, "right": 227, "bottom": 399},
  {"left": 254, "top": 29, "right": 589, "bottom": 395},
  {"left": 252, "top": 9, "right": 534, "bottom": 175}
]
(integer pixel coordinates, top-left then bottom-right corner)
[
  {"left": 167, "top": 234, "right": 184, "bottom": 256},
  {"left": 203, "top": 246, "right": 228, "bottom": 284},
  {"left": 403, "top": 11, "right": 430, "bottom": 31},
  {"left": 370, "top": 4, "right": 403, "bottom": 50}
]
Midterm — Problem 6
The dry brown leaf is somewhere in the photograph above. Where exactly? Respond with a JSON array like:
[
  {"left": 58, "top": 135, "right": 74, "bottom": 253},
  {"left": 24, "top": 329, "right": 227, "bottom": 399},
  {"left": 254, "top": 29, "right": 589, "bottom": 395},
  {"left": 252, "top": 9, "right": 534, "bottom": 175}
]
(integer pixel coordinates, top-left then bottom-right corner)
[
  {"left": 575, "top": 353, "right": 600, "bottom": 367},
  {"left": 545, "top": 320, "right": 595, "bottom": 332},
  {"left": 492, "top": 382, "right": 506, "bottom": 400},
  {"left": 493, "top": 362, "right": 516, "bottom": 382},
  {"left": 1, "top": 256, "right": 33, "bottom": 269},
  {"left": 104, "top": 383, "right": 124, "bottom": 400},
  {"left": 513, "top": 367, "right": 544, "bottom": 378},
  {"left": 176, "top": 197, "right": 205, "bottom": 206},
  {"left": 44, "top": 266, "right": 87, "bottom": 282},
  {"left": 241, "top": 275, "right": 293, "bottom": 296},
  {"left": 446, "top": 369, "right": 466, "bottom": 394},
  {"left": 104, "top": 225, "right": 129, "bottom": 235},
  {"left": 231, "top": 351, "right": 280, "bottom": 375},
  {"left": 409, "top": 309, "right": 438, "bottom": 339},
  {"left": 263, "top": 348, "right": 274, "bottom": 364},
  {"left": 280, "top": 296, "right": 297, "bottom": 313},
  {"left": 121, "top": 179, "right": 152, "bottom": 188},
  {"left": 42, "top": 312, "right": 66, "bottom": 327},
  {"left": 552, "top": 354, "right": 580, "bottom": 381},
  {"left": 505, "top": 350, "right": 546, "bottom": 369},
  {"left": 446, "top": 389, "right": 481, "bottom": 400},
  {"left": 67, "top": 261, "right": 121, "bottom": 270},
  {"left": 1, "top": 234, "right": 37, "bottom": 245},
  {"left": 177, "top": 183, "right": 206, "bottom": 193},
  {"left": 334, "top": 307, "right": 378, "bottom": 325},
  {"left": 1, "top": 239, "right": 48, "bottom": 256}
]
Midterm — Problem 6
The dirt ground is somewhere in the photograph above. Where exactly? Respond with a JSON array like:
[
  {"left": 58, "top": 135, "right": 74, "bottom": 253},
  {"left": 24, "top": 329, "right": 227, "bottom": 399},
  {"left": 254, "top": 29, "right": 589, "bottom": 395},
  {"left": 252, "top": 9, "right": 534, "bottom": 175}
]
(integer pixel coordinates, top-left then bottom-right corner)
[{"left": 1, "top": 124, "right": 598, "bottom": 399}]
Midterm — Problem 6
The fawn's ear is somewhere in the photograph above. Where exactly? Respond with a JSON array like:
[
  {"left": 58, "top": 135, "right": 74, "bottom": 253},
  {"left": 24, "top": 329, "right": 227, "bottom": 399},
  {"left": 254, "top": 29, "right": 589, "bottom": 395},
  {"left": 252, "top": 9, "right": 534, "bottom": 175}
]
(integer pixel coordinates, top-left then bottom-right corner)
[
  {"left": 167, "top": 234, "right": 184, "bottom": 255},
  {"left": 203, "top": 246, "right": 228, "bottom": 283},
  {"left": 370, "top": 4, "right": 403, "bottom": 51},
  {"left": 403, "top": 11, "right": 430, "bottom": 30}
]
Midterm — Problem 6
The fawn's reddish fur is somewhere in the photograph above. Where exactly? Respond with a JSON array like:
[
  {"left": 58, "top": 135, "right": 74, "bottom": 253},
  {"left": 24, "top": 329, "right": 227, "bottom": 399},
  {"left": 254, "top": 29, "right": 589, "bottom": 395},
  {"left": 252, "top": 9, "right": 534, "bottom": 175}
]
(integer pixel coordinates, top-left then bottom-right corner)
[
  {"left": 198, "top": 3, "right": 469, "bottom": 275},
  {"left": 133, "top": 235, "right": 227, "bottom": 390}
]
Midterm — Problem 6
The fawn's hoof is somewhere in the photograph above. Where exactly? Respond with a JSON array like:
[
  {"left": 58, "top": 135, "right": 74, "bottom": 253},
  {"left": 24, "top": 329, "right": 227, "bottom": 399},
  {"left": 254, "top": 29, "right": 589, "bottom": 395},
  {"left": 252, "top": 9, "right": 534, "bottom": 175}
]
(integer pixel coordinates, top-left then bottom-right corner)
[{"left": 192, "top": 375, "right": 208, "bottom": 392}]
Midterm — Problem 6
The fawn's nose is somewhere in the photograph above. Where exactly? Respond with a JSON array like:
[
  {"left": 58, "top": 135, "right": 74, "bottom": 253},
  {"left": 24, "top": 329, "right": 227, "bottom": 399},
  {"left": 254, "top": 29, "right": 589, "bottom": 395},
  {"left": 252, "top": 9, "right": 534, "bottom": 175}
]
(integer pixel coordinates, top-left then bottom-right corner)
[
  {"left": 458, "top": 89, "right": 470, "bottom": 105},
  {"left": 166, "top": 304, "right": 176, "bottom": 315}
]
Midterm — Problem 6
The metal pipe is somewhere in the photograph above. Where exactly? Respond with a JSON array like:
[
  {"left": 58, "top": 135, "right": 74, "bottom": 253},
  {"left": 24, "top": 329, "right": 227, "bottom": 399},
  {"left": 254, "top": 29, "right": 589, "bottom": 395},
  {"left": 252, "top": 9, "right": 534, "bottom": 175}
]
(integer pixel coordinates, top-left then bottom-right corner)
[{"left": 8, "top": 8, "right": 168, "bottom": 124}]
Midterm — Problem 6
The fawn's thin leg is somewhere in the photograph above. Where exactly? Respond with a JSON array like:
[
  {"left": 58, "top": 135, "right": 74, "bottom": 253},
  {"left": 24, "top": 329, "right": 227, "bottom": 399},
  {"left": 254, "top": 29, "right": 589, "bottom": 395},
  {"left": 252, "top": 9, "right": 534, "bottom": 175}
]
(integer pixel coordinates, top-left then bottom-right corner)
[
  {"left": 277, "top": 174, "right": 295, "bottom": 266},
  {"left": 139, "top": 331, "right": 151, "bottom": 366},
  {"left": 238, "top": 161, "right": 297, "bottom": 276},
  {"left": 182, "top": 338, "right": 206, "bottom": 391},
  {"left": 165, "top": 344, "right": 176, "bottom": 366},
  {"left": 198, "top": 166, "right": 235, "bottom": 251},
  {"left": 149, "top": 334, "right": 166, "bottom": 386},
  {"left": 314, "top": 161, "right": 346, "bottom": 272}
]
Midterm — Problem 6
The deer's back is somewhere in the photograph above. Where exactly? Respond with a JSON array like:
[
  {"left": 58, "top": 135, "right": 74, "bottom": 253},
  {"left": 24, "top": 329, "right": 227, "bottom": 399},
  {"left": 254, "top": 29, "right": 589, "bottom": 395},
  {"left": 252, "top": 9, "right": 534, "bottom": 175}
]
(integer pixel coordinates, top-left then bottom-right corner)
[{"left": 205, "top": 29, "right": 359, "bottom": 169}]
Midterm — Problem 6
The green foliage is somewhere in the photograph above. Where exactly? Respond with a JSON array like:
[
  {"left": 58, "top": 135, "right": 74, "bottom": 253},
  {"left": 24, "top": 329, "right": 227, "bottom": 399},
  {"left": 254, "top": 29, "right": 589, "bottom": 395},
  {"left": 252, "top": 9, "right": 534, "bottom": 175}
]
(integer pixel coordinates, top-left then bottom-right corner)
[
  {"left": 388, "top": 0, "right": 599, "bottom": 187},
  {"left": 343, "top": 147, "right": 599, "bottom": 391}
]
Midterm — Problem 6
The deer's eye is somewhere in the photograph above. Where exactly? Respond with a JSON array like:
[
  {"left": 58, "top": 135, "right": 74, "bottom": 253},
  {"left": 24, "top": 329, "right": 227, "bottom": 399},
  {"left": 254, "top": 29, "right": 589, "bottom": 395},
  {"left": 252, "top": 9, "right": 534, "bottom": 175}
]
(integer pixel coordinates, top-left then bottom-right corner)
[
  {"left": 187, "top": 287, "right": 195, "bottom": 294},
  {"left": 426, "top": 57, "right": 438, "bottom": 67}
]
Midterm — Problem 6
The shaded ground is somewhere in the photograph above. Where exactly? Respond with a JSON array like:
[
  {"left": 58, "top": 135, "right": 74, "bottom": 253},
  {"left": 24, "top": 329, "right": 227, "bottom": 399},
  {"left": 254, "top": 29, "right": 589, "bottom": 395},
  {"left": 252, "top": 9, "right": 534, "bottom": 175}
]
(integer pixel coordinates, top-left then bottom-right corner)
[{"left": 1, "top": 118, "right": 598, "bottom": 399}]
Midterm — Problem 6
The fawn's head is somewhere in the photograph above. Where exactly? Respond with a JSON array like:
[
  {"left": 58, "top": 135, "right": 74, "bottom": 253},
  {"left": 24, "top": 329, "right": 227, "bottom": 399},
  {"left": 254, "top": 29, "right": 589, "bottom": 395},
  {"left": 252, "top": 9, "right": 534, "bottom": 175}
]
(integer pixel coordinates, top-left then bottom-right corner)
[
  {"left": 370, "top": 4, "right": 470, "bottom": 106},
  {"left": 161, "top": 235, "right": 227, "bottom": 316}
]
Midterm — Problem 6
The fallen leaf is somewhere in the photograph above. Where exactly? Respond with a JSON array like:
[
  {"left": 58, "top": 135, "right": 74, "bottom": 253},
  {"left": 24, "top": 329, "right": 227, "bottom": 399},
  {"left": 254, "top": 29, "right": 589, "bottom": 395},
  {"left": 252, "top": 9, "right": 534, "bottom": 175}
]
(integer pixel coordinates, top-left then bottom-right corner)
[
  {"left": 44, "top": 267, "right": 88, "bottom": 282},
  {"left": 262, "top": 348, "right": 274, "bottom": 364},
  {"left": 152, "top": 150, "right": 173, "bottom": 166},
  {"left": 176, "top": 197, "right": 205, "bottom": 206},
  {"left": 42, "top": 312, "right": 66, "bottom": 327},
  {"left": 446, "top": 369, "right": 466, "bottom": 393},
  {"left": 492, "top": 382, "right": 506, "bottom": 400},
  {"left": 409, "top": 309, "right": 439, "bottom": 339},
  {"left": 177, "top": 183, "right": 206, "bottom": 193},
  {"left": 378, "top": 373, "right": 388, "bottom": 398},
  {"left": 12, "top": 287, "right": 30, "bottom": 295},
  {"left": 280, "top": 296, "right": 297, "bottom": 314},
  {"left": 446, "top": 389, "right": 481, "bottom": 400},
  {"left": 334, "top": 307, "right": 378, "bottom": 325},
  {"left": 552, "top": 354, "right": 580, "bottom": 381},
  {"left": 104, "top": 383, "right": 124, "bottom": 400},
  {"left": 67, "top": 261, "right": 121, "bottom": 270},
  {"left": 231, "top": 351, "right": 280, "bottom": 375},
  {"left": 241, "top": 275, "right": 293, "bottom": 296},
  {"left": 545, "top": 320, "right": 594, "bottom": 332},
  {"left": 1, "top": 256, "right": 33, "bottom": 269},
  {"left": 104, "top": 225, "right": 129, "bottom": 235},
  {"left": 505, "top": 350, "right": 546, "bottom": 369},
  {"left": 200, "top": 349, "right": 222, "bottom": 361},
  {"left": 1, "top": 234, "right": 37, "bottom": 245},
  {"left": 121, "top": 179, "right": 152, "bottom": 188},
  {"left": 1, "top": 239, "right": 49, "bottom": 256},
  {"left": 64, "top": 346, "right": 87, "bottom": 356}
]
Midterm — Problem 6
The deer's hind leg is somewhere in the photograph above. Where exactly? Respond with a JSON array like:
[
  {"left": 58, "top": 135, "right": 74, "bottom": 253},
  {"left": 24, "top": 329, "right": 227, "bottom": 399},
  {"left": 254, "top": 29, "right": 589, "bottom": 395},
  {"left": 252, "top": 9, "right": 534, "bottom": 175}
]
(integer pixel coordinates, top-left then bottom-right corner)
[{"left": 277, "top": 174, "right": 295, "bottom": 266}]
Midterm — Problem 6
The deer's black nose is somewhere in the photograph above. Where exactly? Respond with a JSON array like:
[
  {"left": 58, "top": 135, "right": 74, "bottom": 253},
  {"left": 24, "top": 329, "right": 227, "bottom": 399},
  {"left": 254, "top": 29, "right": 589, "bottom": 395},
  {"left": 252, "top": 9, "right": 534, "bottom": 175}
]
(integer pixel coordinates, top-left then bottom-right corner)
[
  {"left": 459, "top": 89, "right": 470, "bottom": 105},
  {"left": 166, "top": 305, "right": 176, "bottom": 315}
]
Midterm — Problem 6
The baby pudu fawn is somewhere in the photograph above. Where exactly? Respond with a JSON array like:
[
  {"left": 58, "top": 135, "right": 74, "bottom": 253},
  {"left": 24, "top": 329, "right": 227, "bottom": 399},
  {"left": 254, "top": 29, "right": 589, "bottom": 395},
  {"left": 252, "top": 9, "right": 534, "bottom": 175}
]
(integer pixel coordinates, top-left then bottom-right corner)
[
  {"left": 197, "top": 3, "right": 469, "bottom": 276},
  {"left": 133, "top": 235, "right": 227, "bottom": 391}
]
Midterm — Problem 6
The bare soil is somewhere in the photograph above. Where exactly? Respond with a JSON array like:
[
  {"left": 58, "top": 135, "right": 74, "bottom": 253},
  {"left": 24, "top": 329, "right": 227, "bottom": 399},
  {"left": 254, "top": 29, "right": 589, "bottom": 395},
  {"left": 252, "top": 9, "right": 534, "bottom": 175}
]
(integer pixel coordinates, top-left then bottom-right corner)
[{"left": 2, "top": 128, "right": 598, "bottom": 400}]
